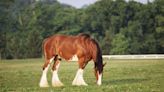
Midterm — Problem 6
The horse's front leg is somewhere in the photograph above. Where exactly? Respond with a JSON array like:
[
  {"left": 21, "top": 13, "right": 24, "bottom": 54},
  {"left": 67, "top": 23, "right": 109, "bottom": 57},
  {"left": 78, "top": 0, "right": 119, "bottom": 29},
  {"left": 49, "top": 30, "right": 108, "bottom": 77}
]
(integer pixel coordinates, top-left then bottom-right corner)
[
  {"left": 52, "top": 60, "right": 63, "bottom": 87},
  {"left": 72, "top": 57, "right": 88, "bottom": 86}
]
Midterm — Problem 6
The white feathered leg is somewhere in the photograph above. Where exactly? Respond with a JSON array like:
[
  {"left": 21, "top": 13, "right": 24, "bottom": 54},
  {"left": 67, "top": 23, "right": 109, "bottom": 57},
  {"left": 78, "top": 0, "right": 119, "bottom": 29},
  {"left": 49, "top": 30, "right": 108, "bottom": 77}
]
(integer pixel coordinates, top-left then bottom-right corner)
[
  {"left": 72, "top": 69, "right": 88, "bottom": 86},
  {"left": 39, "top": 57, "right": 54, "bottom": 87},
  {"left": 52, "top": 62, "right": 63, "bottom": 87},
  {"left": 39, "top": 65, "right": 49, "bottom": 87}
]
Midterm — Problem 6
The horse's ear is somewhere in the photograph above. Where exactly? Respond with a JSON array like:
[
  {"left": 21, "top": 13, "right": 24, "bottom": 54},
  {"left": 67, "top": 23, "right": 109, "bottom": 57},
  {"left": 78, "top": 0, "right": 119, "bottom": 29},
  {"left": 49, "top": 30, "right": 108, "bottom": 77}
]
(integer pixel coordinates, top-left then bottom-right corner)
[{"left": 103, "top": 62, "right": 107, "bottom": 67}]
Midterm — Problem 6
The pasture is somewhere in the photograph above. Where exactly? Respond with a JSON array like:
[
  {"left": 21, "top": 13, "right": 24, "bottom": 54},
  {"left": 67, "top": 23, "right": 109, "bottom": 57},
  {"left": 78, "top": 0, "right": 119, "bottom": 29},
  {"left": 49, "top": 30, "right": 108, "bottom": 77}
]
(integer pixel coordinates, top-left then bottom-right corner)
[{"left": 0, "top": 59, "right": 163, "bottom": 92}]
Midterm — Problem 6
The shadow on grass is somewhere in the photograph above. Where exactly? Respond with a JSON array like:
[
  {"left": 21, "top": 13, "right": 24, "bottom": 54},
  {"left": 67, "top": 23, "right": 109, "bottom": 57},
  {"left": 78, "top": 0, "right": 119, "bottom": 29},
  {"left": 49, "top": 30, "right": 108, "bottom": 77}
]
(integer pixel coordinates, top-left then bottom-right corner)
[{"left": 104, "top": 78, "right": 148, "bottom": 85}]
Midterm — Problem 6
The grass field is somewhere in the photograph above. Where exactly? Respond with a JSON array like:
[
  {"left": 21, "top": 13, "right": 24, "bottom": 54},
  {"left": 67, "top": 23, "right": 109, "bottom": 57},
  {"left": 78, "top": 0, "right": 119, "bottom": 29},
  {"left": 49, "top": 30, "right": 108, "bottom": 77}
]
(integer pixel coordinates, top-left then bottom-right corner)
[{"left": 0, "top": 59, "right": 163, "bottom": 92}]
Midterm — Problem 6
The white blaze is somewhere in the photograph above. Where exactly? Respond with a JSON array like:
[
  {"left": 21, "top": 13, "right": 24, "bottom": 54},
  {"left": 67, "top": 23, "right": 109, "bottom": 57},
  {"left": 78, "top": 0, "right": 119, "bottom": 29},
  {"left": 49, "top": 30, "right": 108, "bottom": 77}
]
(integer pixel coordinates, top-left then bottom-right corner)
[
  {"left": 97, "top": 73, "right": 102, "bottom": 85},
  {"left": 72, "top": 69, "right": 88, "bottom": 86}
]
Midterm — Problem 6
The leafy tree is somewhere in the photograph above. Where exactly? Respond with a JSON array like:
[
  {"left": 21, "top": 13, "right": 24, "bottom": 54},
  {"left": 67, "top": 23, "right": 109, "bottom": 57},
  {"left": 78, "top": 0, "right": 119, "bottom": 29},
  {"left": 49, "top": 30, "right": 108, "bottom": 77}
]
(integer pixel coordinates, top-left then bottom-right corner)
[
  {"left": 26, "top": 30, "right": 43, "bottom": 58},
  {"left": 110, "top": 32, "right": 129, "bottom": 54},
  {"left": 155, "top": 15, "right": 164, "bottom": 53}
]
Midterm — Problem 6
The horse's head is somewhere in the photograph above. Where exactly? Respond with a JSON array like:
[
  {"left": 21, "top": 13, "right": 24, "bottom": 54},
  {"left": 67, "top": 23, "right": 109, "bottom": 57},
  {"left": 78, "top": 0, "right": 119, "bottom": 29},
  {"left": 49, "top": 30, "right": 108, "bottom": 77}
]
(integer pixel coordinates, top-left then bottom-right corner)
[{"left": 94, "top": 62, "right": 106, "bottom": 85}]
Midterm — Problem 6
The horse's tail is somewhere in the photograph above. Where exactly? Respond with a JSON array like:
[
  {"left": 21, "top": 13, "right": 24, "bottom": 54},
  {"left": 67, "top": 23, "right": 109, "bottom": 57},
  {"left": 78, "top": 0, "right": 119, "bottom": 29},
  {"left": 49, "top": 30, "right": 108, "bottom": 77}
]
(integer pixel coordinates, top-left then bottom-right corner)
[
  {"left": 42, "top": 38, "right": 48, "bottom": 59},
  {"left": 42, "top": 38, "right": 53, "bottom": 59},
  {"left": 42, "top": 39, "right": 45, "bottom": 58},
  {"left": 42, "top": 37, "right": 58, "bottom": 62}
]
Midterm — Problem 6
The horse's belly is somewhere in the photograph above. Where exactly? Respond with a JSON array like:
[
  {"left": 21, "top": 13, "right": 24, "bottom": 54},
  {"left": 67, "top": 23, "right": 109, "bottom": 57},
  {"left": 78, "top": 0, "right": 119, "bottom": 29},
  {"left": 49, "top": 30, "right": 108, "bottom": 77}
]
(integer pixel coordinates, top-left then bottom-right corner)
[
  {"left": 57, "top": 40, "right": 78, "bottom": 61},
  {"left": 58, "top": 51, "right": 78, "bottom": 61}
]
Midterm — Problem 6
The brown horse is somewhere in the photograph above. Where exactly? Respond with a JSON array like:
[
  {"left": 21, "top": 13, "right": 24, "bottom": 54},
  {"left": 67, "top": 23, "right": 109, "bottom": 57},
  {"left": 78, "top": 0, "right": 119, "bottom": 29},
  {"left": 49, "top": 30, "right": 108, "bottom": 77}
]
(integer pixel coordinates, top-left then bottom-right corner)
[{"left": 39, "top": 33, "right": 106, "bottom": 87}]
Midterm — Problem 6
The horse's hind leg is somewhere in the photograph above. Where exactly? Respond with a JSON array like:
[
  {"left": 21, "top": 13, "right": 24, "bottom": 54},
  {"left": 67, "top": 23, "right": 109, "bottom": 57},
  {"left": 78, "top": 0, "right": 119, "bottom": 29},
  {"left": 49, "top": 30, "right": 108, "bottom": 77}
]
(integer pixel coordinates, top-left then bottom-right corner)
[
  {"left": 51, "top": 57, "right": 63, "bottom": 87},
  {"left": 72, "top": 57, "right": 88, "bottom": 86},
  {"left": 39, "top": 57, "right": 54, "bottom": 87}
]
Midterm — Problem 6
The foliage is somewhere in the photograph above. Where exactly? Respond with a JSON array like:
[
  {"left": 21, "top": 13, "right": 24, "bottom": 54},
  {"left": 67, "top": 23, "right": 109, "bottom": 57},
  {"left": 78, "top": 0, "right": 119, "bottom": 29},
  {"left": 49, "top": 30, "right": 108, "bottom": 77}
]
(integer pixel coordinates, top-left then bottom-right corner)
[
  {"left": 0, "top": 0, "right": 163, "bottom": 59},
  {"left": 111, "top": 32, "right": 129, "bottom": 54}
]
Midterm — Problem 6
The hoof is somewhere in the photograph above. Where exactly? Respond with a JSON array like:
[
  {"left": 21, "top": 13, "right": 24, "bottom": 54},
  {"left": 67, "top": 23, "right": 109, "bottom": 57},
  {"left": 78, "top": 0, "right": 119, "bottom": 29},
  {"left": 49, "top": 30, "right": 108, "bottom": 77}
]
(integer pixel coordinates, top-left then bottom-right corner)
[
  {"left": 52, "top": 81, "right": 64, "bottom": 87},
  {"left": 72, "top": 81, "right": 88, "bottom": 86},
  {"left": 72, "top": 83, "right": 88, "bottom": 86},
  {"left": 39, "top": 83, "right": 49, "bottom": 88},
  {"left": 39, "top": 79, "right": 49, "bottom": 87}
]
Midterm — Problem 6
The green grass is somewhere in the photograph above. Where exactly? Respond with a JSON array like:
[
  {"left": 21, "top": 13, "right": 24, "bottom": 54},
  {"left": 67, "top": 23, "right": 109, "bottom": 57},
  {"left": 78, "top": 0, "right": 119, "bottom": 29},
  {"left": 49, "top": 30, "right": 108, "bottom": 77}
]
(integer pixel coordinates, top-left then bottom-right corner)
[{"left": 0, "top": 59, "right": 163, "bottom": 92}]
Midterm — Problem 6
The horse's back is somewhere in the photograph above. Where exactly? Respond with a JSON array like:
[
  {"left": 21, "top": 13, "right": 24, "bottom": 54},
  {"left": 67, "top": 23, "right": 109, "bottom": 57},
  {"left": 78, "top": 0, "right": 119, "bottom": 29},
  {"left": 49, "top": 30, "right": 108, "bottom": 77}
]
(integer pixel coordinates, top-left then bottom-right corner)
[{"left": 43, "top": 34, "right": 98, "bottom": 61}]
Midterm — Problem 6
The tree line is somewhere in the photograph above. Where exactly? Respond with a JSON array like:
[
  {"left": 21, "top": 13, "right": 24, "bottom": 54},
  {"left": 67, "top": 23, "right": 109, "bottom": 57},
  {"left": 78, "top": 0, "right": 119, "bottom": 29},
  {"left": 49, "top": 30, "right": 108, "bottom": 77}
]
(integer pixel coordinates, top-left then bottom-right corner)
[{"left": 0, "top": 0, "right": 163, "bottom": 59}]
